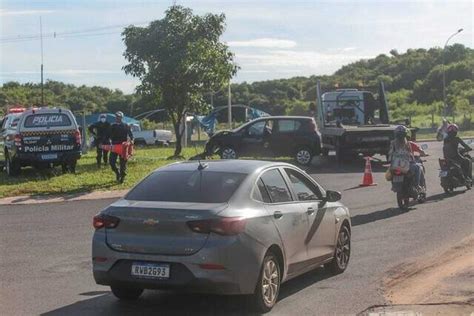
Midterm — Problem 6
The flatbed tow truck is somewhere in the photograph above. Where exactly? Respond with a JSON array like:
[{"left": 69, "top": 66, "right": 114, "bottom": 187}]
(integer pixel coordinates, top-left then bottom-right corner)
[{"left": 315, "top": 81, "right": 416, "bottom": 162}]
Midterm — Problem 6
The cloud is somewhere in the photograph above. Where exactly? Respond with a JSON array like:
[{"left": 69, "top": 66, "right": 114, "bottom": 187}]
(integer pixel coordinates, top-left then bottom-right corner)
[
  {"left": 236, "top": 50, "right": 370, "bottom": 69},
  {"left": 341, "top": 47, "right": 357, "bottom": 52},
  {"left": 228, "top": 38, "right": 297, "bottom": 49},
  {"left": 0, "top": 9, "right": 56, "bottom": 16}
]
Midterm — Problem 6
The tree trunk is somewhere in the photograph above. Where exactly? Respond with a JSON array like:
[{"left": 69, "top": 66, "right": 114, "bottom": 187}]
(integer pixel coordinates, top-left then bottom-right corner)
[{"left": 173, "top": 120, "right": 182, "bottom": 157}]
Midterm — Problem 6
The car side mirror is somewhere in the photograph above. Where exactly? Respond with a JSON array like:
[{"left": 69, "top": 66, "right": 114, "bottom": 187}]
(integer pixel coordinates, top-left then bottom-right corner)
[{"left": 325, "top": 190, "right": 341, "bottom": 202}]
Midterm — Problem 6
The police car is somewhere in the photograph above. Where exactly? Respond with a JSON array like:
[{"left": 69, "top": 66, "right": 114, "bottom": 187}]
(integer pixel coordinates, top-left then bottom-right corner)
[{"left": 0, "top": 107, "right": 82, "bottom": 176}]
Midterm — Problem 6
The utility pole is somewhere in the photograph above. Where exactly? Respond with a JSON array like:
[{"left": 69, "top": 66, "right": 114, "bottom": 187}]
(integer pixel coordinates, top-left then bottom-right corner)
[
  {"left": 40, "top": 16, "right": 44, "bottom": 106},
  {"left": 227, "top": 81, "right": 232, "bottom": 129},
  {"left": 442, "top": 28, "right": 463, "bottom": 116}
]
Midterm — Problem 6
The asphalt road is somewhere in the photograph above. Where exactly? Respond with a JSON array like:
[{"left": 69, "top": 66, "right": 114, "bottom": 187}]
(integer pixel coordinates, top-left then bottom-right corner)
[{"left": 1, "top": 141, "right": 473, "bottom": 316}]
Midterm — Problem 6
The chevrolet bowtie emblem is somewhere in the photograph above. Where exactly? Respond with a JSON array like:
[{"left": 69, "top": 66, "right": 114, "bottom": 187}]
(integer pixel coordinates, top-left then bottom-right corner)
[{"left": 143, "top": 219, "right": 159, "bottom": 226}]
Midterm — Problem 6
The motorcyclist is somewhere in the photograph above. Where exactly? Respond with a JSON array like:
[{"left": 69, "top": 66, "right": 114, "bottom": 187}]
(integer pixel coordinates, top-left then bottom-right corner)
[
  {"left": 407, "top": 131, "right": 427, "bottom": 187},
  {"left": 389, "top": 125, "right": 422, "bottom": 190},
  {"left": 88, "top": 113, "right": 111, "bottom": 168},
  {"left": 443, "top": 124, "right": 472, "bottom": 182},
  {"left": 109, "top": 111, "right": 134, "bottom": 183}
]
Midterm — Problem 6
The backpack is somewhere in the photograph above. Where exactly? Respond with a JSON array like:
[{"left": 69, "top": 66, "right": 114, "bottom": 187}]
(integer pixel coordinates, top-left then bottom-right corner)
[{"left": 390, "top": 142, "right": 412, "bottom": 173}]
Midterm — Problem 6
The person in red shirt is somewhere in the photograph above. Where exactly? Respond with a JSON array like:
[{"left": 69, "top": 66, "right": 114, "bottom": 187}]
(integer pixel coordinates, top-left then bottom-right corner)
[{"left": 407, "top": 134, "right": 427, "bottom": 188}]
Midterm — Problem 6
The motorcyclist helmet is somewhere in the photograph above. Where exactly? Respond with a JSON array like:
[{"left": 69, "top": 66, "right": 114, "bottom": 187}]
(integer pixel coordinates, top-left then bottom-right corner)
[
  {"left": 99, "top": 113, "right": 107, "bottom": 122},
  {"left": 115, "top": 111, "right": 124, "bottom": 118},
  {"left": 394, "top": 125, "right": 407, "bottom": 140},
  {"left": 446, "top": 124, "right": 459, "bottom": 137}
]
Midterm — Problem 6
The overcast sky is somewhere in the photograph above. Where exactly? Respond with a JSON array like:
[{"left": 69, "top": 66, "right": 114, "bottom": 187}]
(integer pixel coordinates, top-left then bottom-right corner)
[{"left": 0, "top": 0, "right": 472, "bottom": 94}]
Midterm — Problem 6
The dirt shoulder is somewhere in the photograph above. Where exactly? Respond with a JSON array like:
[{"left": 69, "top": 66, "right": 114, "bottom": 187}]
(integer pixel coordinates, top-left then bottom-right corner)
[
  {"left": 384, "top": 235, "right": 473, "bottom": 305},
  {"left": 360, "top": 236, "right": 474, "bottom": 315}
]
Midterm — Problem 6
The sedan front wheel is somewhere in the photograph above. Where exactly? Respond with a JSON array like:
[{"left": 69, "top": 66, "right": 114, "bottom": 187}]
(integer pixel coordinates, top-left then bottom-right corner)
[{"left": 325, "top": 225, "right": 351, "bottom": 275}]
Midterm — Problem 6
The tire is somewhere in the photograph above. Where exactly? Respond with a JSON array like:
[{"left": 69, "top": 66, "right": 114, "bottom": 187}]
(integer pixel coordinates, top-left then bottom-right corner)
[
  {"left": 68, "top": 160, "right": 77, "bottom": 174},
  {"left": 220, "top": 147, "right": 237, "bottom": 160},
  {"left": 397, "top": 192, "right": 410, "bottom": 210},
  {"left": 325, "top": 225, "right": 351, "bottom": 275},
  {"left": 135, "top": 140, "right": 146, "bottom": 148},
  {"left": 110, "top": 286, "right": 143, "bottom": 301},
  {"left": 443, "top": 186, "right": 453, "bottom": 194},
  {"left": 335, "top": 145, "right": 344, "bottom": 163},
  {"left": 5, "top": 152, "right": 21, "bottom": 176},
  {"left": 251, "top": 252, "right": 281, "bottom": 313},
  {"left": 295, "top": 147, "right": 313, "bottom": 166},
  {"left": 417, "top": 192, "right": 426, "bottom": 203}
]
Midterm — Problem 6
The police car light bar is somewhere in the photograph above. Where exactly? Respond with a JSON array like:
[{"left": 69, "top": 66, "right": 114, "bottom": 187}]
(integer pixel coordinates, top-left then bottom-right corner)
[{"left": 8, "top": 107, "right": 26, "bottom": 114}]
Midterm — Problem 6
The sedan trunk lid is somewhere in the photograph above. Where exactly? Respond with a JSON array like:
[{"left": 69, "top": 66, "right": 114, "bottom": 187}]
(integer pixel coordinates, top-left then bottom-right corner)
[{"left": 104, "top": 200, "right": 228, "bottom": 256}]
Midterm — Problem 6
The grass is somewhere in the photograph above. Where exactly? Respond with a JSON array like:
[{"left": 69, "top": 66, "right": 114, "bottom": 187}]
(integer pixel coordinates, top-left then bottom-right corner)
[{"left": 0, "top": 145, "right": 206, "bottom": 199}]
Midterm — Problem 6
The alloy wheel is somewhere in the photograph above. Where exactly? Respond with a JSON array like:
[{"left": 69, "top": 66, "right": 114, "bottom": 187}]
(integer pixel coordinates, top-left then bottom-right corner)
[
  {"left": 296, "top": 149, "right": 311, "bottom": 165},
  {"left": 335, "top": 228, "right": 350, "bottom": 270},
  {"left": 262, "top": 258, "right": 280, "bottom": 307},
  {"left": 221, "top": 148, "right": 236, "bottom": 159}
]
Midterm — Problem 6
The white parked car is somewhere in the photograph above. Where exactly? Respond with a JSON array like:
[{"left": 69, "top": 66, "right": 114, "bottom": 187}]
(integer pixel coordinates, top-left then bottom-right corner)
[{"left": 130, "top": 124, "right": 173, "bottom": 147}]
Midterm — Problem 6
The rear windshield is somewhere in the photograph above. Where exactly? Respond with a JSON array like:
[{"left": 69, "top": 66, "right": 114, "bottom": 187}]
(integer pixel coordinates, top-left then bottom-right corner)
[
  {"left": 126, "top": 170, "right": 247, "bottom": 203},
  {"left": 23, "top": 113, "right": 72, "bottom": 128}
]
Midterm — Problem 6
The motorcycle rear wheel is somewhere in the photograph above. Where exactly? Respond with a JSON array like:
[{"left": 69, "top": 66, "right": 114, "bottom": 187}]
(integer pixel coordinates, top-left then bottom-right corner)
[{"left": 397, "top": 192, "right": 410, "bottom": 210}]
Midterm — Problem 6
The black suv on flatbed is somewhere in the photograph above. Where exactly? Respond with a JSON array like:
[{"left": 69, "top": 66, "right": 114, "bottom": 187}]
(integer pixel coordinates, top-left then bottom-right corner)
[
  {"left": 0, "top": 107, "right": 82, "bottom": 176},
  {"left": 204, "top": 116, "right": 321, "bottom": 165}
]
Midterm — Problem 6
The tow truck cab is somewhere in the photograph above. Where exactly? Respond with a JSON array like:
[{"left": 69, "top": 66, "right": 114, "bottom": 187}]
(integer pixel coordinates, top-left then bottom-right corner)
[{"left": 0, "top": 107, "right": 82, "bottom": 176}]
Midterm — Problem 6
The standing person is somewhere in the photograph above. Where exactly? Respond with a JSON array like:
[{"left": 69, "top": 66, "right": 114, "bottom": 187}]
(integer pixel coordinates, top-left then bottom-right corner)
[
  {"left": 443, "top": 124, "right": 472, "bottom": 182},
  {"left": 88, "top": 113, "right": 111, "bottom": 168},
  {"left": 109, "top": 111, "right": 134, "bottom": 183}
]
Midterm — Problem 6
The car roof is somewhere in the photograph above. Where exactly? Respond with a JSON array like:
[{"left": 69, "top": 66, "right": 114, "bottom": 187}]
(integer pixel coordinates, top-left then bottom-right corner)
[{"left": 154, "top": 159, "right": 294, "bottom": 174}]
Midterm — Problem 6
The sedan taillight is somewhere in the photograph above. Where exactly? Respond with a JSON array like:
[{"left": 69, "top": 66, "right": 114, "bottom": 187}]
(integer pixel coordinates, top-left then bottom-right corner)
[
  {"left": 93, "top": 214, "right": 120, "bottom": 229},
  {"left": 187, "top": 217, "right": 246, "bottom": 236}
]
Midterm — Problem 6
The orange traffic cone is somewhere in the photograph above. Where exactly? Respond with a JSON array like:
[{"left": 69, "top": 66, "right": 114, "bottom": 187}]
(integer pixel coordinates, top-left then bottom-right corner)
[{"left": 359, "top": 156, "right": 377, "bottom": 186}]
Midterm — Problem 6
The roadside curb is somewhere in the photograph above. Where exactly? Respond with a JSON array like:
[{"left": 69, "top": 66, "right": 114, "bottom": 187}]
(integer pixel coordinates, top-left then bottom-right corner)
[
  {"left": 358, "top": 302, "right": 474, "bottom": 315},
  {"left": 0, "top": 189, "right": 128, "bottom": 205}
]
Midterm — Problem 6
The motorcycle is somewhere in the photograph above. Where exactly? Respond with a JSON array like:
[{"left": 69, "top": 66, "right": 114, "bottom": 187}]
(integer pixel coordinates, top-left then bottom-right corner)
[
  {"left": 439, "top": 147, "right": 472, "bottom": 193},
  {"left": 390, "top": 146, "right": 428, "bottom": 210}
]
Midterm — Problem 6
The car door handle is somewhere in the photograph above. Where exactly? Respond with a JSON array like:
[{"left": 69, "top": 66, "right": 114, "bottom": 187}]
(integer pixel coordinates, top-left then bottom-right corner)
[
  {"left": 307, "top": 207, "right": 315, "bottom": 215},
  {"left": 273, "top": 211, "right": 283, "bottom": 219}
]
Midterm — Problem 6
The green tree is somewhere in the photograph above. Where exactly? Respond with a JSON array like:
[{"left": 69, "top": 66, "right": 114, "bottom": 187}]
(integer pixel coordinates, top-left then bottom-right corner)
[{"left": 122, "top": 5, "right": 238, "bottom": 157}]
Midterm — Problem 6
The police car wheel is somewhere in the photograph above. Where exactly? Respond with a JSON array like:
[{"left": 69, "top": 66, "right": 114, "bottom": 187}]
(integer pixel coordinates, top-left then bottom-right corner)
[{"left": 5, "top": 152, "right": 21, "bottom": 176}]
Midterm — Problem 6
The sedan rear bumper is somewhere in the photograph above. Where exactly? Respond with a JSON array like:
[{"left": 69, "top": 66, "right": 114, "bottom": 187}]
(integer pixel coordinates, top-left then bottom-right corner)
[
  {"left": 93, "top": 260, "right": 241, "bottom": 294},
  {"left": 92, "top": 231, "right": 265, "bottom": 295}
]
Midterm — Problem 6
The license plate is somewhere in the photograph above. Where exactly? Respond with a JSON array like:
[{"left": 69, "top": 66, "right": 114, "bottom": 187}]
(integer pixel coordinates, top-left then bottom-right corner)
[
  {"left": 393, "top": 175, "right": 404, "bottom": 183},
  {"left": 131, "top": 262, "right": 170, "bottom": 279},
  {"left": 439, "top": 171, "right": 448, "bottom": 177},
  {"left": 41, "top": 153, "right": 58, "bottom": 160}
]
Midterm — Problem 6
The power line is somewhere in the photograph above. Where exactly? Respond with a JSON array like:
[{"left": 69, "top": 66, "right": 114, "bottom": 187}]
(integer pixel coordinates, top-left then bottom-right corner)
[{"left": 0, "top": 21, "right": 150, "bottom": 43}]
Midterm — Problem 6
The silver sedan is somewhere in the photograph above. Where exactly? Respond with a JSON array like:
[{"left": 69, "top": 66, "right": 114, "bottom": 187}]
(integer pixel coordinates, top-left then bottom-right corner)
[{"left": 92, "top": 160, "right": 351, "bottom": 313}]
